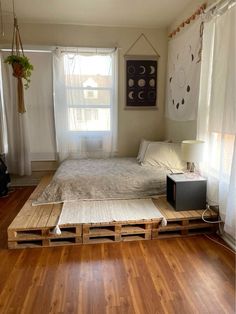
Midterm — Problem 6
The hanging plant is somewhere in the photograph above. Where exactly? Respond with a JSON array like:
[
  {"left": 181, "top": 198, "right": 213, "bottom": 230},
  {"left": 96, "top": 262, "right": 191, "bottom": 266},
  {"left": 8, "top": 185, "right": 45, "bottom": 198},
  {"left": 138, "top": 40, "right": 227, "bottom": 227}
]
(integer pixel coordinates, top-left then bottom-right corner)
[
  {"left": 4, "top": 54, "right": 33, "bottom": 89},
  {"left": 4, "top": 14, "right": 33, "bottom": 113}
]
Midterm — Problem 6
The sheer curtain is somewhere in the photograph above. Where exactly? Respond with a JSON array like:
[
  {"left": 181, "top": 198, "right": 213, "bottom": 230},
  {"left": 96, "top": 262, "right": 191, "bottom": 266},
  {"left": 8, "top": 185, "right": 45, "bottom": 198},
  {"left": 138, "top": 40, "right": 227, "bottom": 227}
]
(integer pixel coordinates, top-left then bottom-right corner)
[
  {"left": 24, "top": 52, "right": 56, "bottom": 161},
  {"left": 53, "top": 47, "right": 118, "bottom": 161},
  {"left": 197, "top": 2, "right": 236, "bottom": 240},
  {"left": 0, "top": 52, "right": 31, "bottom": 176}
]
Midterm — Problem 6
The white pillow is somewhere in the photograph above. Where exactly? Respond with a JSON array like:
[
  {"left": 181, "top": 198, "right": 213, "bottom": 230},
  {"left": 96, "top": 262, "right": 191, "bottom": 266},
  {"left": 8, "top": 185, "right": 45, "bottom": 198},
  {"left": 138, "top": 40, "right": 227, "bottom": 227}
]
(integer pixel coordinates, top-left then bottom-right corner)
[
  {"left": 141, "top": 142, "right": 185, "bottom": 171},
  {"left": 137, "top": 139, "right": 151, "bottom": 163}
]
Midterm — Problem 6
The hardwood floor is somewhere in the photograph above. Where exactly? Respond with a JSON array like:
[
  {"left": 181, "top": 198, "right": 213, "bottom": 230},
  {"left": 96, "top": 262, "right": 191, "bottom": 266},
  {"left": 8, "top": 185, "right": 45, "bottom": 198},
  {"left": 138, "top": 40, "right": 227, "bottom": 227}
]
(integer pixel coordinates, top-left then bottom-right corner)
[{"left": 0, "top": 188, "right": 235, "bottom": 314}]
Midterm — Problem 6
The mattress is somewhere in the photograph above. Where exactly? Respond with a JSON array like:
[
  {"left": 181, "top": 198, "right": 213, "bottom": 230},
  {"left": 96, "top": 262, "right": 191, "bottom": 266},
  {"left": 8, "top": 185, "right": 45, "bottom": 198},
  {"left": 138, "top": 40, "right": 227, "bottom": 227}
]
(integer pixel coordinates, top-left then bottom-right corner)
[{"left": 34, "top": 158, "right": 169, "bottom": 205}]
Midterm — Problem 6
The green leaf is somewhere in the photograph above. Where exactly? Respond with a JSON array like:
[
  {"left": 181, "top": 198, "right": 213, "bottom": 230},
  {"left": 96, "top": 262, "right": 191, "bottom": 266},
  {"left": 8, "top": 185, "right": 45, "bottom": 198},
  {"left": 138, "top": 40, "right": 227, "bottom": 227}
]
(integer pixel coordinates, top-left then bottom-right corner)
[{"left": 4, "top": 54, "right": 34, "bottom": 89}]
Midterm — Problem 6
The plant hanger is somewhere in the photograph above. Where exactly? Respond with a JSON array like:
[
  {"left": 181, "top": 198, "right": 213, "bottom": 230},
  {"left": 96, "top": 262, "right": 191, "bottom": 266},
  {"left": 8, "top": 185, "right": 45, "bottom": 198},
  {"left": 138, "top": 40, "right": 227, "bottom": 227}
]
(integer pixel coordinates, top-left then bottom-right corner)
[
  {"left": 12, "top": 15, "right": 24, "bottom": 56},
  {"left": 11, "top": 0, "right": 25, "bottom": 113},
  {"left": 4, "top": 0, "right": 33, "bottom": 113}
]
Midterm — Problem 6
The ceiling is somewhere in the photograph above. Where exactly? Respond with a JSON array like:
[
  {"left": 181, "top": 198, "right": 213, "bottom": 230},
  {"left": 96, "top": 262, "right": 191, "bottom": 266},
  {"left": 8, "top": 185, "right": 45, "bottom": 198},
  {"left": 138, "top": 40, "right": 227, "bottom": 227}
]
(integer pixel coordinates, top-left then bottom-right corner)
[{"left": 1, "top": 0, "right": 195, "bottom": 28}]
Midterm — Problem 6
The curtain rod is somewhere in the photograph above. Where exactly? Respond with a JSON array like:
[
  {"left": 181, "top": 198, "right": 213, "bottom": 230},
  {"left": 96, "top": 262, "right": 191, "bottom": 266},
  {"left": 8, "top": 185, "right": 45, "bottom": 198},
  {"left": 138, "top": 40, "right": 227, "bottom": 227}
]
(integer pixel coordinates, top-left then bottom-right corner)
[
  {"left": 58, "top": 47, "right": 118, "bottom": 54},
  {"left": 205, "top": 0, "right": 235, "bottom": 12},
  {"left": 168, "top": 3, "right": 206, "bottom": 38},
  {"left": 0, "top": 44, "right": 120, "bottom": 52},
  {"left": 0, "top": 44, "right": 54, "bottom": 52}
]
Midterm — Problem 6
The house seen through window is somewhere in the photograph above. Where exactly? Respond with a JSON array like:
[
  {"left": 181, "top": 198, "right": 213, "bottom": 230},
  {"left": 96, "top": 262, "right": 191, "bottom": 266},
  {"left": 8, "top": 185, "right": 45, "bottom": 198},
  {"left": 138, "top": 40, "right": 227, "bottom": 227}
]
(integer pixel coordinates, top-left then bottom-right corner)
[{"left": 64, "top": 53, "right": 113, "bottom": 132}]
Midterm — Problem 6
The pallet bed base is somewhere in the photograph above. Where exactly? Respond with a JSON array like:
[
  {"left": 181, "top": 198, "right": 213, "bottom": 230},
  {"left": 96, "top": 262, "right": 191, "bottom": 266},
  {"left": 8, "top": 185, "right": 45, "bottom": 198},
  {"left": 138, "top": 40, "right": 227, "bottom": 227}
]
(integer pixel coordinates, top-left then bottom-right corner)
[
  {"left": 8, "top": 220, "right": 161, "bottom": 249},
  {"left": 7, "top": 175, "right": 219, "bottom": 249},
  {"left": 152, "top": 198, "right": 218, "bottom": 238}
]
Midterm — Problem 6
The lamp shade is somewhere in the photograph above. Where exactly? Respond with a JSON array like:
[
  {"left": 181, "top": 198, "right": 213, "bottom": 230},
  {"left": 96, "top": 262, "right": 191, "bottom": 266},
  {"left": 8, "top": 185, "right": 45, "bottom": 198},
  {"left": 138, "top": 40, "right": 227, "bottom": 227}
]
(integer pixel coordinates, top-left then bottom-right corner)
[{"left": 181, "top": 140, "right": 204, "bottom": 162}]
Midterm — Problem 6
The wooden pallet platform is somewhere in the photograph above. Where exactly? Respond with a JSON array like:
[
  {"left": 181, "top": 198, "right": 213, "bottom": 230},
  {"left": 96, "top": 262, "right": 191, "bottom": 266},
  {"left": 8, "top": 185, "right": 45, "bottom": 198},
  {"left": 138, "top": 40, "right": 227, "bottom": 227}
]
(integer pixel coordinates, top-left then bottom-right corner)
[
  {"left": 7, "top": 175, "right": 219, "bottom": 249},
  {"left": 152, "top": 197, "right": 218, "bottom": 238}
]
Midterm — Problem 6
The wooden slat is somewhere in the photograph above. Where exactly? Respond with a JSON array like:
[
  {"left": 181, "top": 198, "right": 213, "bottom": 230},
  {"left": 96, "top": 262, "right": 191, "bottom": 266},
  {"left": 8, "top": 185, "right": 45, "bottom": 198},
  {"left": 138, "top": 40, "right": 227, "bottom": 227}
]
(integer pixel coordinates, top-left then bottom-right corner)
[
  {"left": 121, "top": 225, "right": 150, "bottom": 234},
  {"left": 8, "top": 229, "right": 43, "bottom": 241},
  {"left": 46, "top": 204, "right": 63, "bottom": 228},
  {"left": 84, "top": 227, "right": 116, "bottom": 236},
  {"left": 9, "top": 200, "right": 36, "bottom": 229},
  {"left": 159, "top": 222, "right": 214, "bottom": 232},
  {"left": 83, "top": 236, "right": 116, "bottom": 244},
  {"left": 26, "top": 205, "right": 46, "bottom": 229},
  {"left": 36, "top": 205, "right": 54, "bottom": 228},
  {"left": 122, "top": 233, "right": 151, "bottom": 241},
  {"left": 48, "top": 237, "right": 82, "bottom": 247},
  {"left": 28, "top": 174, "right": 53, "bottom": 200},
  {"left": 83, "top": 218, "right": 161, "bottom": 227}
]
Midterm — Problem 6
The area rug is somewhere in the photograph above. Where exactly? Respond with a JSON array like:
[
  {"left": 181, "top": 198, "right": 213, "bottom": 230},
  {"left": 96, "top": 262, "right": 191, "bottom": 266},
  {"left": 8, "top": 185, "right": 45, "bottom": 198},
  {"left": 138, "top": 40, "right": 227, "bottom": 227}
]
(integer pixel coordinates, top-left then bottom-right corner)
[{"left": 53, "top": 199, "right": 167, "bottom": 234}]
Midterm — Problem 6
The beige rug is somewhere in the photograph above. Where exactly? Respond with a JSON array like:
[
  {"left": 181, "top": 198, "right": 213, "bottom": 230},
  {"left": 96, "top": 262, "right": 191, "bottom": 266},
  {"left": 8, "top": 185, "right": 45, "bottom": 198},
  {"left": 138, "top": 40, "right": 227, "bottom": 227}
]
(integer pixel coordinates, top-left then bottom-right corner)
[{"left": 52, "top": 199, "right": 166, "bottom": 234}]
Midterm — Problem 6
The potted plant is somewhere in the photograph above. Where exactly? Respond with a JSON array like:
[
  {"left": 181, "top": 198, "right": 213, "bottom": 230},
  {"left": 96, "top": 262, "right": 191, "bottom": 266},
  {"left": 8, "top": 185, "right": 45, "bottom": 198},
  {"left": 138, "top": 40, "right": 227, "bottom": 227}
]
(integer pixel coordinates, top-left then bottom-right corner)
[{"left": 4, "top": 54, "right": 33, "bottom": 89}]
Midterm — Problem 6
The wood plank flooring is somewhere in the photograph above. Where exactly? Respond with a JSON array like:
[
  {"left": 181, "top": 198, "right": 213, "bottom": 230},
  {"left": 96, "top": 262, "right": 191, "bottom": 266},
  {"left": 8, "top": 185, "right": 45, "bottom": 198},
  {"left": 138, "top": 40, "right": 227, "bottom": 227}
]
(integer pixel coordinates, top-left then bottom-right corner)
[{"left": 0, "top": 188, "right": 235, "bottom": 314}]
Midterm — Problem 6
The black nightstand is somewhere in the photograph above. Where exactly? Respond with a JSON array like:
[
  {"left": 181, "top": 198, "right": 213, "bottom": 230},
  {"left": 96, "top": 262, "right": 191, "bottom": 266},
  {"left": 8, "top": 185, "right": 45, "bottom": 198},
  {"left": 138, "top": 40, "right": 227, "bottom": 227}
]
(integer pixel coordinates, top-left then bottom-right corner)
[{"left": 166, "top": 173, "right": 207, "bottom": 211}]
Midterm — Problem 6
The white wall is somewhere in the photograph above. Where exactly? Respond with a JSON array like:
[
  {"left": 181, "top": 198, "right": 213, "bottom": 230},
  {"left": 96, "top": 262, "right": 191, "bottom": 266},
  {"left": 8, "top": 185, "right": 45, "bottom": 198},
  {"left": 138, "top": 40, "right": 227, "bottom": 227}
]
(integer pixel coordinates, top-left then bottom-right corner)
[{"left": 1, "top": 22, "right": 168, "bottom": 159}]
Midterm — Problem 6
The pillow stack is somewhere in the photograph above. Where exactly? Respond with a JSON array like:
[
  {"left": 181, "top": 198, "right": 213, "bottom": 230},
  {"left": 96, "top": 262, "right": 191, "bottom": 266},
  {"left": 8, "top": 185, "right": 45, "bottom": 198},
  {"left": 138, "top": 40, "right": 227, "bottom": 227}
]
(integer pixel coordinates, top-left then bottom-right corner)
[
  {"left": 137, "top": 139, "right": 151, "bottom": 163},
  {"left": 137, "top": 140, "right": 185, "bottom": 171}
]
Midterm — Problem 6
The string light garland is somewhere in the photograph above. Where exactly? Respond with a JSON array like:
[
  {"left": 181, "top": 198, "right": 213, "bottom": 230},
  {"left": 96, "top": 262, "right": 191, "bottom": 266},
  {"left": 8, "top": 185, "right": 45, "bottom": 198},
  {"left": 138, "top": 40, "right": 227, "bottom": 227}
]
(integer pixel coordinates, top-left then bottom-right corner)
[{"left": 168, "top": 3, "right": 207, "bottom": 38}]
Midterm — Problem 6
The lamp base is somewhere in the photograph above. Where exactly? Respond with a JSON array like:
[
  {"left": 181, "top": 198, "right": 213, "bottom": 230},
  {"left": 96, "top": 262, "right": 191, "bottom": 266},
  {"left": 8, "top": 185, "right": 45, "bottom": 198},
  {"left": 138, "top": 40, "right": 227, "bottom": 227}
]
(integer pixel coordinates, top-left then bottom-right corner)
[{"left": 187, "top": 162, "right": 195, "bottom": 172}]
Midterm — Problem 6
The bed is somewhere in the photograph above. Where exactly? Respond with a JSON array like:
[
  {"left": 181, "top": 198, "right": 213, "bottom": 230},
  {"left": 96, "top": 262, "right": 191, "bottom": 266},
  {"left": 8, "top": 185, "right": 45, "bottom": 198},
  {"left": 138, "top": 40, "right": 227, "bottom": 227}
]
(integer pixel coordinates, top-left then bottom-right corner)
[{"left": 34, "top": 157, "right": 170, "bottom": 205}]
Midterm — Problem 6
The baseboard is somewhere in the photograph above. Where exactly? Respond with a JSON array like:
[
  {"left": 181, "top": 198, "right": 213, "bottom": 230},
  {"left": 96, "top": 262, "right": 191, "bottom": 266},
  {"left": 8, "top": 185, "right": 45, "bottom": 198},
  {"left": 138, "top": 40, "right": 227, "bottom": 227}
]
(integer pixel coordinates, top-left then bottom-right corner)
[
  {"left": 220, "top": 232, "right": 236, "bottom": 251},
  {"left": 10, "top": 177, "right": 40, "bottom": 187},
  {"left": 10, "top": 170, "right": 55, "bottom": 187},
  {"left": 31, "top": 160, "right": 58, "bottom": 172}
]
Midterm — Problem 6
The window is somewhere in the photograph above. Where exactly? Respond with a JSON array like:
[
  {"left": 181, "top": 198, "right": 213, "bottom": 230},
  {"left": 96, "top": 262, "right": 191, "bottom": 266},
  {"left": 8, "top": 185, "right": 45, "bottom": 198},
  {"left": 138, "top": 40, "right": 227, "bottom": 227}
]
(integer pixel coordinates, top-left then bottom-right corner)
[
  {"left": 83, "top": 78, "right": 98, "bottom": 99},
  {"left": 208, "top": 132, "right": 235, "bottom": 178},
  {"left": 53, "top": 47, "right": 117, "bottom": 160},
  {"left": 64, "top": 53, "right": 113, "bottom": 132}
]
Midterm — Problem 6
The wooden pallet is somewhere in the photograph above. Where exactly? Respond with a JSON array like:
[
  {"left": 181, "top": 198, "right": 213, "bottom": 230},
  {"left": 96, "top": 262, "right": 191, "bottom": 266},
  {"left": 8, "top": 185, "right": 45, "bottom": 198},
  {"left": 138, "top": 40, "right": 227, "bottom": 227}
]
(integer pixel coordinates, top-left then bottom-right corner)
[
  {"left": 152, "top": 197, "right": 218, "bottom": 238},
  {"left": 82, "top": 221, "right": 159, "bottom": 244},
  {"left": 8, "top": 176, "right": 219, "bottom": 249},
  {"left": 8, "top": 220, "right": 161, "bottom": 248},
  {"left": 8, "top": 227, "right": 82, "bottom": 249},
  {"left": 7, "top": 175, "right": 82, "bottom": 248}
]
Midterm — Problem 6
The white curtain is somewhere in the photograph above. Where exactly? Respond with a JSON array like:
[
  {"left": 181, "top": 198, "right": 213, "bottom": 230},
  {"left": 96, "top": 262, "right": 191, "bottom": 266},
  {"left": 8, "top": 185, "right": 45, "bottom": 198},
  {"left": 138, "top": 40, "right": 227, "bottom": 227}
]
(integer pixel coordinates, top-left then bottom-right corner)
[
  {"left": 0, "top": 81, "right": 5, "bottom": 154},
  {"left": 53, "top": 47, "right": 118, "bottom": 161},
  {"left": 0, "top": 52, "right": 31, "bottom": 176},
  {"left": 24, "top": 52, "right": 57, "bottom": 161},
  {"left": 197, "top": 2, "right": 236, "bottom": 239}
]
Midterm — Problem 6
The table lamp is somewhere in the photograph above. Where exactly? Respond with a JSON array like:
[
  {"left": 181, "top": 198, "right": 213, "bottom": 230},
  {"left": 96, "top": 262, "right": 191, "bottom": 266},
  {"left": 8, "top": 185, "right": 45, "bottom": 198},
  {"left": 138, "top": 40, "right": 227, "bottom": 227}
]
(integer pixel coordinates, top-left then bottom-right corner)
[{"left": 181, "top": 140, "right": 204, "bottom": 172}]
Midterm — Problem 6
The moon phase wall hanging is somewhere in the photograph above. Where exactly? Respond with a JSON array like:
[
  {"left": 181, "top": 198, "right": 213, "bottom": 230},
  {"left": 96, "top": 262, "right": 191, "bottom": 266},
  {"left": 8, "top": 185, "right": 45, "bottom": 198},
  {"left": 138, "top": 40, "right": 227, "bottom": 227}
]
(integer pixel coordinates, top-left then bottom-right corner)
[{"left": 126, "top": 58, "right": 158, "bottom": 108}]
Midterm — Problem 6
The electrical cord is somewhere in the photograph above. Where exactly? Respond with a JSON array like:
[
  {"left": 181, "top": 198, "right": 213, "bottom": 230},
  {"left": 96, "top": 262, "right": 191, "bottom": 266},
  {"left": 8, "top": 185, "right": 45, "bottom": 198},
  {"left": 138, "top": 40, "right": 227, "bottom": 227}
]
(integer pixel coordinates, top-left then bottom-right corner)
[
  {"left": 201, "top": 204, "right": 223, "bottom": 224},
  {"left": 202, "top": 205, "right": 235, "bottom": 254},
  {"left": 204, "top": 234, "right": 236, "bottom": 254}
]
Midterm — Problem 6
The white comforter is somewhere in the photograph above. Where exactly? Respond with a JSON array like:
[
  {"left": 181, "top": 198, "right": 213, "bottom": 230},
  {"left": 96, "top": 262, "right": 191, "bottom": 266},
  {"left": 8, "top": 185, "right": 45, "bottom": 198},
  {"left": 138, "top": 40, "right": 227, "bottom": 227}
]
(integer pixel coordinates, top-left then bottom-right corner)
[{"left": 34, "top": 158, "right": 169, "bottom": 204}]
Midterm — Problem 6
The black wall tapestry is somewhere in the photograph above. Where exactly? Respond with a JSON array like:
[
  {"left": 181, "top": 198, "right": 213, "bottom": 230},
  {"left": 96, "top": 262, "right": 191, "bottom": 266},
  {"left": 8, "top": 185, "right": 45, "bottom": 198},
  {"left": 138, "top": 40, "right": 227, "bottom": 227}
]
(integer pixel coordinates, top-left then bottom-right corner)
[{"left": 126, "top": 58, "right": 158, "bottom": 108}]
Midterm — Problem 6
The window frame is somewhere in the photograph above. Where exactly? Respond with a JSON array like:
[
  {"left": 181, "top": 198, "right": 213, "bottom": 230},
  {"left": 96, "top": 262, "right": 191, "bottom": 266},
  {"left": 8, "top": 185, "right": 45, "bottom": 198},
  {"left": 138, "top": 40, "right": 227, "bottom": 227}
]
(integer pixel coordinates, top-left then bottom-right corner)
[{"left": 64, "top": 54, "right": 114, "bottom": 133}]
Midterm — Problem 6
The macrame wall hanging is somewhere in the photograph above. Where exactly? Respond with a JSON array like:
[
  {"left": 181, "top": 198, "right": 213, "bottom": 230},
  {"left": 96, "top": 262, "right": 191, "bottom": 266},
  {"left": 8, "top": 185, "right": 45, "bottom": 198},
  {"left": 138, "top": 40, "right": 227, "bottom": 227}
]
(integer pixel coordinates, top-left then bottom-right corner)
[{"left": 4, "top": 0, "right": 33, "bottom": 113}]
